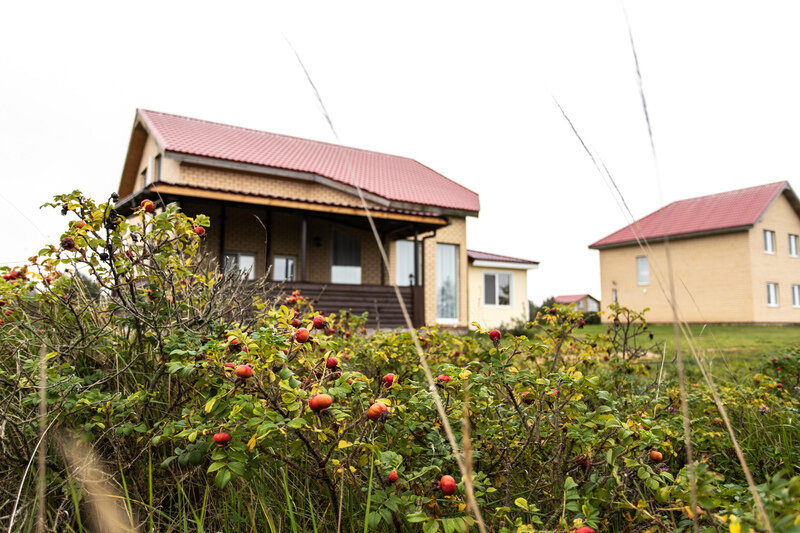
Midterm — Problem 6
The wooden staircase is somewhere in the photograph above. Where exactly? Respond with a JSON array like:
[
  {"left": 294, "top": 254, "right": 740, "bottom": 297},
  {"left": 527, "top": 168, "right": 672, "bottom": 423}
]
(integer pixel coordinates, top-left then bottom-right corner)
[{"left": 287, "top": 282, "right": 420, "bottom": 329}]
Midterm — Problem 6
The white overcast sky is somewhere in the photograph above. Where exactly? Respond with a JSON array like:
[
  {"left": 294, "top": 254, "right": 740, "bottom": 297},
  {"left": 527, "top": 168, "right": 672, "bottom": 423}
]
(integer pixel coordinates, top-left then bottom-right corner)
[{"left": 1, "top": 2, "right": 799, "bottom": 305}]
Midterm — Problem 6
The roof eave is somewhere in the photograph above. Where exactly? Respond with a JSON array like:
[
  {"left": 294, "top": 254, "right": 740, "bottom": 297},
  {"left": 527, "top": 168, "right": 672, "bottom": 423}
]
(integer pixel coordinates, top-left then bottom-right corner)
[
  {"left": 589, "top": 224, "right": 754, "bottom": 250},
  {"left": 470, "top": 259, "right": 539, "bottom": 270}
]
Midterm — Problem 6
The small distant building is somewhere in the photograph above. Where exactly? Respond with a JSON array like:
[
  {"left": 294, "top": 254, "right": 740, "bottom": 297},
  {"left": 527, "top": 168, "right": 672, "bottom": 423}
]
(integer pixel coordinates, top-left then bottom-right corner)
[
  {"left": 554, "top": 294, "right": 600, "bottom": 313},
  {"left": 467, "top": 250, "right": 539, "bottom": 328}
]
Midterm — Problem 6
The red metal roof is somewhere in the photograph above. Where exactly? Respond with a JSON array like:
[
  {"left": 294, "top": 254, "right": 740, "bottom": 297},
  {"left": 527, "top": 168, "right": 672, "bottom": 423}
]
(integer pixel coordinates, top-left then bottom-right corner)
[
  {"left": 589, "top": 181, "right": 795, "bottom": 249},
  {"left": 467, "top": 250, "right": 539, "bottom": 265},
  {"left": 138, "top": 109, "right": 480, "bottom": 214},
  {"left": 554, "top": 294, "right": 596, "bottom": 304}
]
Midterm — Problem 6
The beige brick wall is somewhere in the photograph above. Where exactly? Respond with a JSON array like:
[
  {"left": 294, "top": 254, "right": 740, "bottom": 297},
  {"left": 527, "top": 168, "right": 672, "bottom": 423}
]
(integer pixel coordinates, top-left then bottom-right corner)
[
  {"left": 422, "top": 217, "right": 468, "bottom": 327},
  {"left": 750, "top": 193, "right": 800, "bottom": 323},
  {"left": 178, "top": 164, "right": 383, "bottom": 209},
  {"left": 468, "top": 265, "right": 528, "bottom": 329},
  {"left": 597, "top": 231, "right": 755, "bottom": 323}
]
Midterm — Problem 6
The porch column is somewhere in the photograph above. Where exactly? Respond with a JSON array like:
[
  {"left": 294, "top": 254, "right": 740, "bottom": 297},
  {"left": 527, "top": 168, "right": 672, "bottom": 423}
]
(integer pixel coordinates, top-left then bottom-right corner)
[
  {"left": 413, "top": 229, "right": 419, "bottom": 286},
  {"left": 219, "top": 204, "right": 227, "bottom": 269},
  {"left": 300, "top": 215, "right": 307, "bottom": 281},
  {"left": 265, "top": 208, "right": 272, "bottom": 279}
]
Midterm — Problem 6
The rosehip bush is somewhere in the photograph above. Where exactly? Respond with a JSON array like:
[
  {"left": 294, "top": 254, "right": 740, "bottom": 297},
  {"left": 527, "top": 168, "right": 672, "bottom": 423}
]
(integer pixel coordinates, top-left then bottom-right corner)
[{"left": 0, "top": 192, "right": 798, "bottom": 532}]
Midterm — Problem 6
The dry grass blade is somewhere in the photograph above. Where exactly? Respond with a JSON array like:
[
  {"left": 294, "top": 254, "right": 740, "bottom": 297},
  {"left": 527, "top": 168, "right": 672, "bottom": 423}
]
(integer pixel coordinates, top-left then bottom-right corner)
[
  {"left": 36, "top": 344, "right": 47, "bottom": 533},
  {"left": 286, "top": 38, "right": 488, "bottom": 532},
  {"left": 57, "top": 434, "right": 138, "bottom": 533},
  {"left": 556, "top": 52, "right": 774, "bottom": 531}
]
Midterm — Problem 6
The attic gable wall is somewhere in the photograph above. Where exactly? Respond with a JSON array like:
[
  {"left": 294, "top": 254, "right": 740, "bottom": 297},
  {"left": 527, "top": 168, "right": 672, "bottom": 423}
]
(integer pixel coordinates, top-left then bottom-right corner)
[{"left": 172, "top": 164, "right": 384, "bottom": 210}]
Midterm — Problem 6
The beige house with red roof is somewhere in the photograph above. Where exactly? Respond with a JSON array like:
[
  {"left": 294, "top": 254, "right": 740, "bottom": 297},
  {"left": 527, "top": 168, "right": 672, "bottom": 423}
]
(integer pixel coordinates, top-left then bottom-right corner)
[
  {"left": 554, "top": 294, "right": 600, "bottom": 313},
  {"left": 467, "top": 250, "right": 538, "bottom": 328},
  {"left": 117, "top": 109, "right": 481, "bottom": 328},
  {"left": 589, "top": 181, "right": 800, "bottom": 323}
]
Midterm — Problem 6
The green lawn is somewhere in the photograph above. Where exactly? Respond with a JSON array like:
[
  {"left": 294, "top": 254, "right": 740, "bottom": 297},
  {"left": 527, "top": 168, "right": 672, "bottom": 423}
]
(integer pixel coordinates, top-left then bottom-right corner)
[{"left": 581, "top": 323, "right": 800, "bottom": 377}]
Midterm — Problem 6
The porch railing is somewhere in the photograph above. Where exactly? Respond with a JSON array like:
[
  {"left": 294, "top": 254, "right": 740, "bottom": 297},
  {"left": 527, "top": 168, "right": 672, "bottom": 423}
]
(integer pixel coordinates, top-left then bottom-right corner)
[{"left": 285, "top": 282, "right": 422, "bottom": 329}]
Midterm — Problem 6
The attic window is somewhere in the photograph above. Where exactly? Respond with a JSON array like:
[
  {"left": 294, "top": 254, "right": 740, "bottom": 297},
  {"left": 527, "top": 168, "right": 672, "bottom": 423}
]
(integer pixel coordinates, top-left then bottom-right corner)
[{"left": 154, "top": 154, "right": 162, "bottom": 182}]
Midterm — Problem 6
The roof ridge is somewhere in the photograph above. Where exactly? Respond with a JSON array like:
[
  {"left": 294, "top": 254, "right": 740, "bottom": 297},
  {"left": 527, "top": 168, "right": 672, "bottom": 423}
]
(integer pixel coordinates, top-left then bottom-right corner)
[{"left": 664, "top": 180, "right": 787, "bottom": 207}]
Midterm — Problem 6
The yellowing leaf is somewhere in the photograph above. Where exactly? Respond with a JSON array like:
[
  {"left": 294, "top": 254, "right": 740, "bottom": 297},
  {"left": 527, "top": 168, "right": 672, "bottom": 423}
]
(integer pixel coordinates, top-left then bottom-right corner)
[
  {"left": 338, "top": 440, "right": 352, "bottom": 449},
  {"left": 459, "top": 369, "right": 472, "bottom": 379},
  {"left": 514, "top": 497, "right": 529, "bottom": 511},
  {"left": 204, "top": 396, "right": 217, "bottom": 413},
  {"left": 247, "top": 434, "right": 257, "bottom": 451},
  {"left": 378, "top": 398, "right": 392, "bottom": 406}
]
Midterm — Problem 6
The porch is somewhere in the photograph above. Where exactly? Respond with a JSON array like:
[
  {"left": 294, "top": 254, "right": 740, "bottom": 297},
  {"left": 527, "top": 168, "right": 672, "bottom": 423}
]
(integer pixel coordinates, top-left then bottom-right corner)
[{"left": 153, "top": 190, "right": 448, "bottom": 328}]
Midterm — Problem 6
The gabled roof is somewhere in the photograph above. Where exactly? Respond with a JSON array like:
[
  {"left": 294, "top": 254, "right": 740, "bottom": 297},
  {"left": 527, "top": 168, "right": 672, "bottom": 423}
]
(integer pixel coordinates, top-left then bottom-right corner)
[
  {"left": 467, "top": 250, "right": 539, "bottom": 269},
  {"left": 589, "top": 181, "right": 800, "bottom": 249},
  {"left": 554, "top": 294, "right": 597, "bottom": 304},
  {"left": 129, "top": 109, "right": 480, "bottom": 215}
]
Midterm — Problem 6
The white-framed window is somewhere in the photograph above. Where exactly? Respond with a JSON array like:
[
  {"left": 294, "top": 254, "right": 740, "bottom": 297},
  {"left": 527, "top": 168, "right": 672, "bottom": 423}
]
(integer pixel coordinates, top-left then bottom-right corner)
[
  {"left": 764, "top": 230, "right": 776, "bottom": 254},
  {"left": 483, "top": 271, "right": 511, "bottom": 307},
  {"left": 224, "top": 252, "right": 256, "bottom": 280},
  {"left": 612, "top": 289, "right": 618, "bottom": 303},
  {"left": 636, "top": 256, "right": 649, "bottom": 285},
  {"left": 273, "top": 255, "right": 296, "bottom": 281},
  {"left": 587, "top": 298, "right": 600, "bottom": 312},
  {"left": 792, "top": 284, "right": 800, "bottom": 308},
  {"left": 789, "top": 234, "right": 798, "bottom": 257},
  {"left": 767, "top": 282, "right": 779, "bottom": 307}
]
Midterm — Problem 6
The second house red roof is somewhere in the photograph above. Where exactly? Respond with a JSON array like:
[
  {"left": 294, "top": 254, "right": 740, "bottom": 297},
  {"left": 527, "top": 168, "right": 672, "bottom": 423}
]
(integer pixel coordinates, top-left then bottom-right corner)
[
  {"left": 590, "top": 181, "right": 797, "bottom": 249},
  {"left": 137, "top": 109, "right": 480, "bottom": 214}
]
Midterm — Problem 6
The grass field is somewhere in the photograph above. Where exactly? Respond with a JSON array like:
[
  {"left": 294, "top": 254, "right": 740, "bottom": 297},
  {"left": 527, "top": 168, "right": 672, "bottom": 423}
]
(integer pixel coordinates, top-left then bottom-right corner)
[{"left": 581, "top": 323, "right": 800, "bottom": 377}]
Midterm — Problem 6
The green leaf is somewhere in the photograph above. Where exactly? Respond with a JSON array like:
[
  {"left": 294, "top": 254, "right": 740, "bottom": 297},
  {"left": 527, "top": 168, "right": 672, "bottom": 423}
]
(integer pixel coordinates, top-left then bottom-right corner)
[
  {"left": 423, "top": 519, "right": 440, "bottom": 533},
  {"left": 514, "top": 497, "right": 529, "bottom": 511},
  {"left": 406, "top": 513, "right": 427, "bottom": 523},
  {"left": 207, "top": 462, "right": 226, "bottom": 473},
  {"left": 287, "top": 418, "right": 307, "bottom": 429},
  {"left": 215, "top": 468, "right": 231, "bottom": 490},
  {"left": 228, "top": 461, "right": 246, "bottom": 476}
]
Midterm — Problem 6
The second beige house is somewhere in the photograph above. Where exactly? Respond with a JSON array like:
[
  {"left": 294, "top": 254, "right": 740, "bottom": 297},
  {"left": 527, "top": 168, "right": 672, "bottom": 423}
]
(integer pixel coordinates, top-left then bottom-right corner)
[{"left": 589, "top": 181, "right": 800, "bottom": 323}]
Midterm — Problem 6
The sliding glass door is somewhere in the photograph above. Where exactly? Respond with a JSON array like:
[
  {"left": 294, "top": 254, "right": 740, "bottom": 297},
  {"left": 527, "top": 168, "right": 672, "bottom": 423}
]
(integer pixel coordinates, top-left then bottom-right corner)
[{"left": 436, "top": 243, "right": 458, "bottom": 322}]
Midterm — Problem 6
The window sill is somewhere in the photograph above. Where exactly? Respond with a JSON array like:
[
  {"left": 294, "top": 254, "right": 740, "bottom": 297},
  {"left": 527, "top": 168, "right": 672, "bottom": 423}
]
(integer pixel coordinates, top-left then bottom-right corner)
[
  {"left": 483, "top": 304, "right": 512, "bottom": 309},
  {"left": 767, "top": 304, "right": 779, "bottom": 308},
  {"left": 764, "top": 251, "right": 776, "bottom": 255}
]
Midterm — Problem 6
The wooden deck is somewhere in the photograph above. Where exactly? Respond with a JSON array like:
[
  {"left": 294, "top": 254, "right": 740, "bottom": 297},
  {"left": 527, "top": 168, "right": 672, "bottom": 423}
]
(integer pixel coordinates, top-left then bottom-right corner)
[{"left": 285, "top": 282, "right": 422, "bottom": 329}]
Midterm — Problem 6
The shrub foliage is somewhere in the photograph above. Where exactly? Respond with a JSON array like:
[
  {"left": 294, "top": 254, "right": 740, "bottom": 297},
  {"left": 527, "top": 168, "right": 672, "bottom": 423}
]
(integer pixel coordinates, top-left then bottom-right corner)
[{"left": 0, "top": 192, "right": 799, "bottom": 532}]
